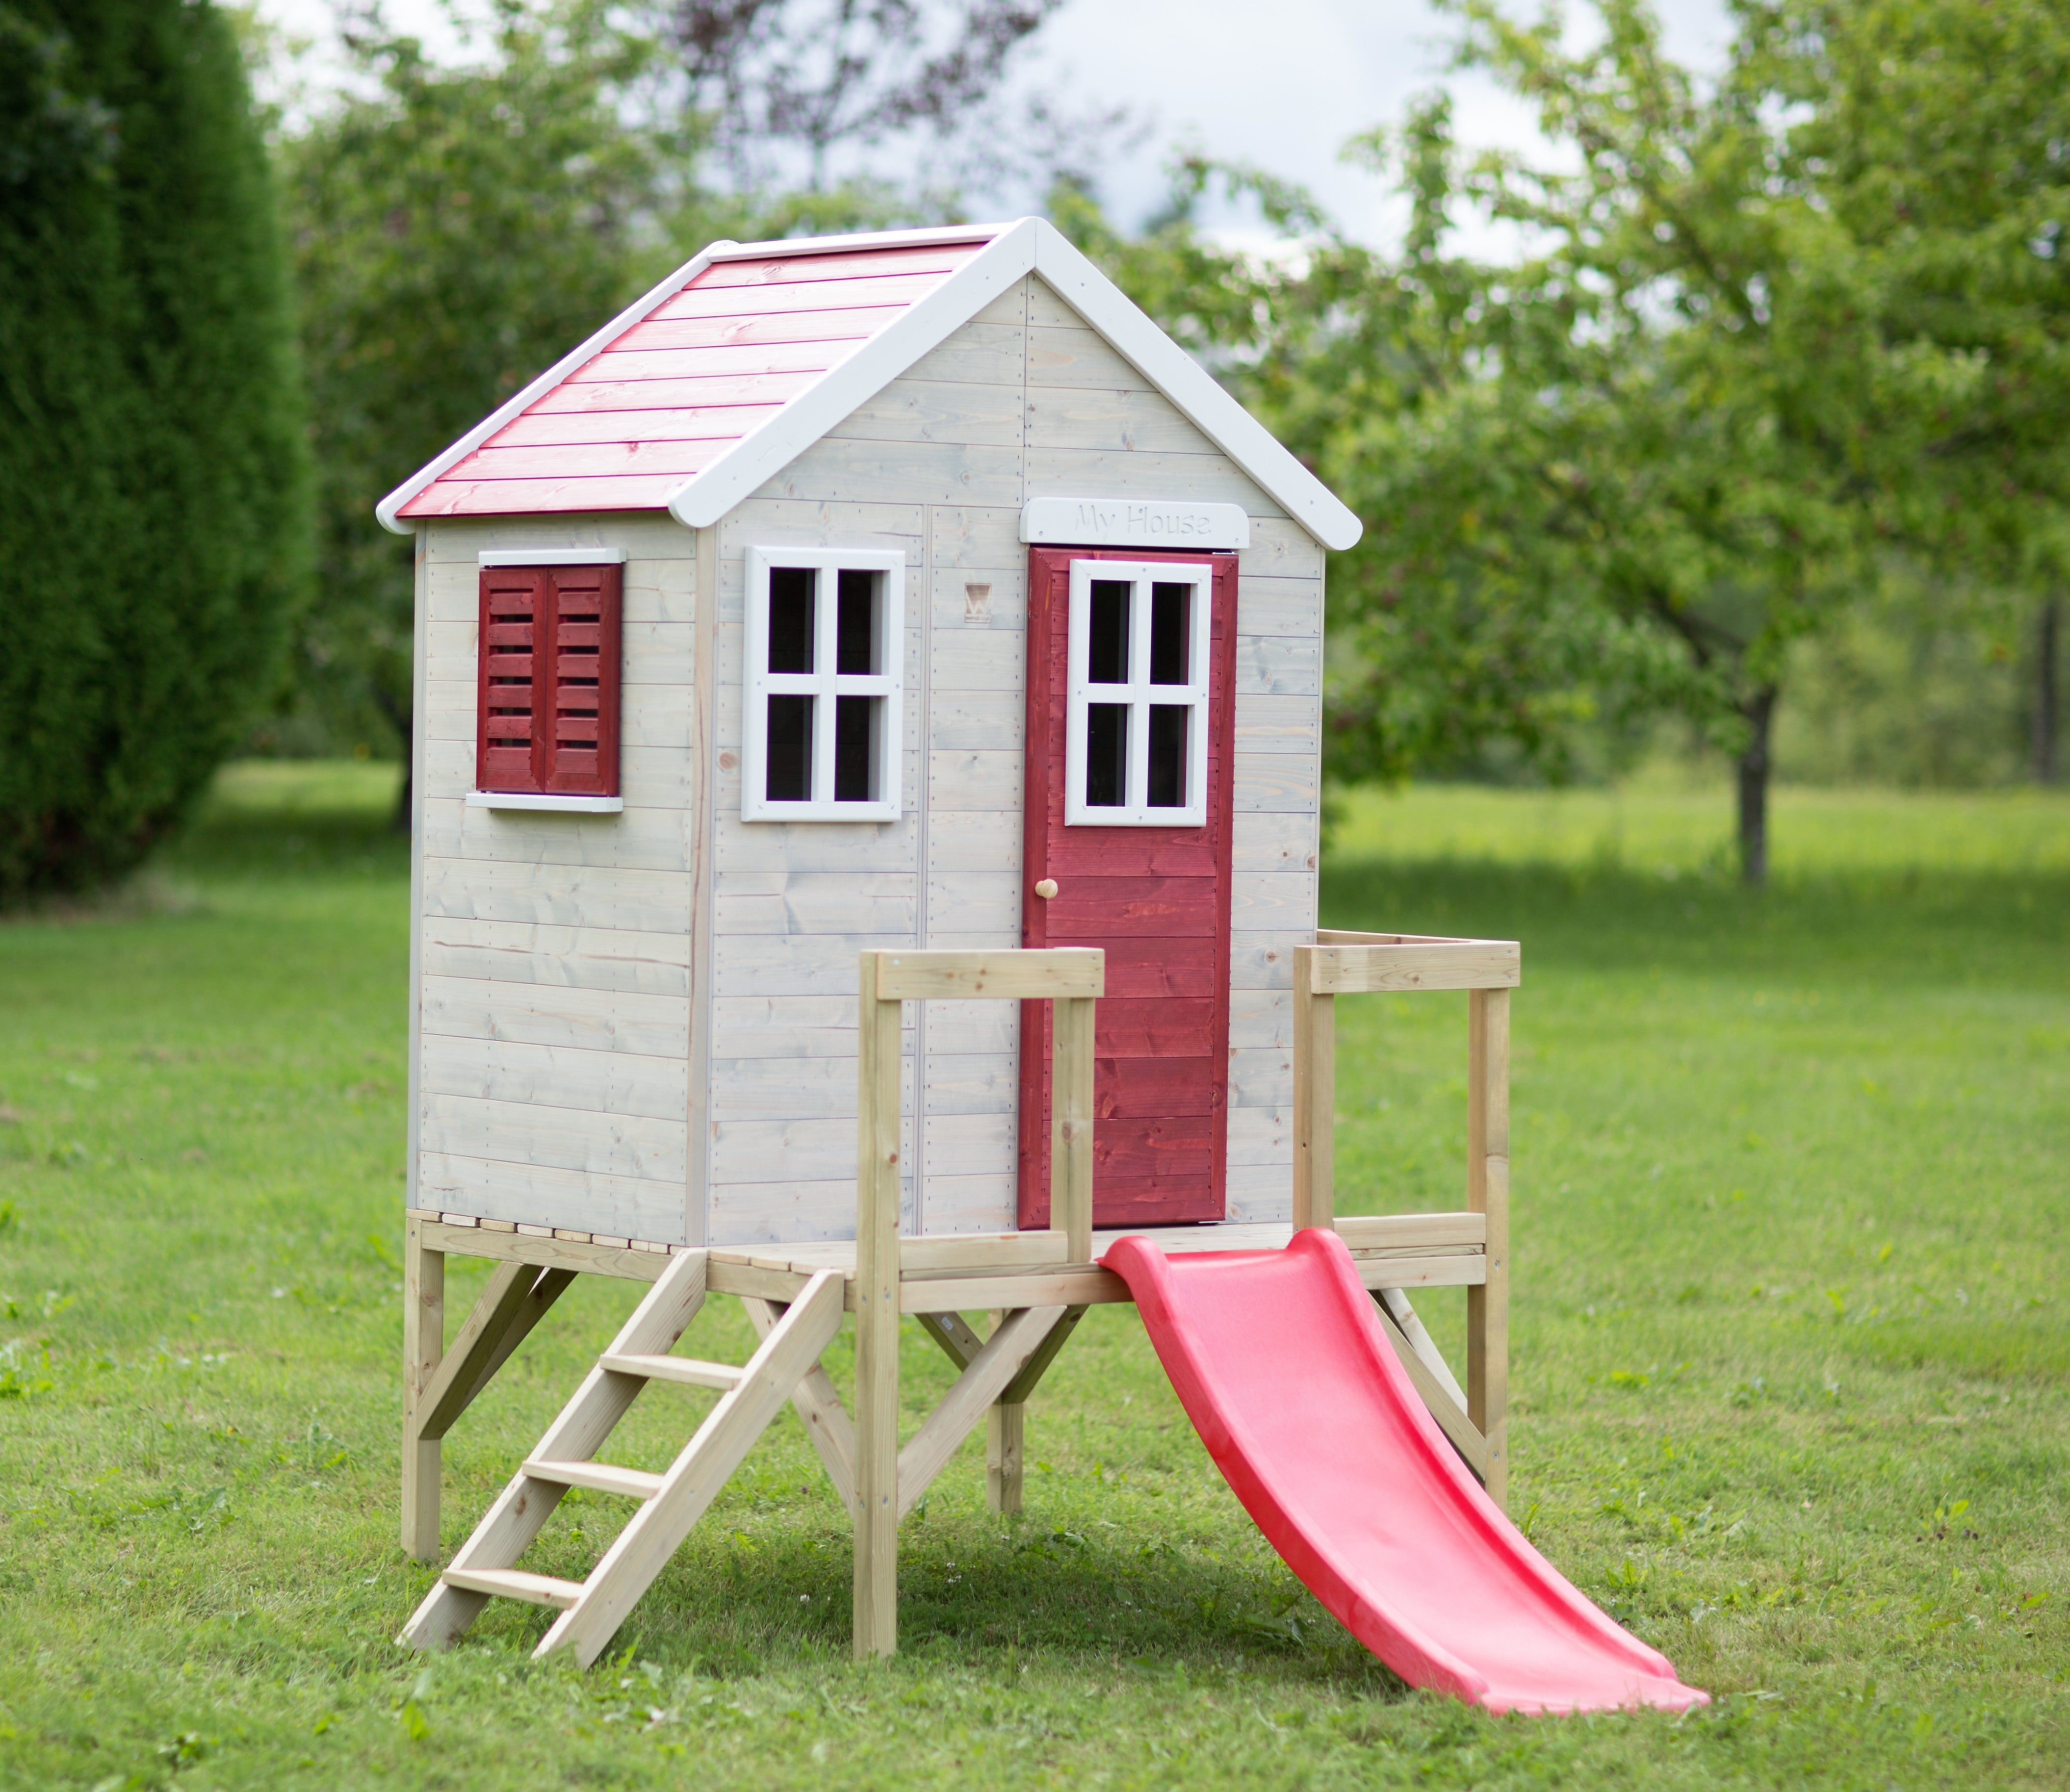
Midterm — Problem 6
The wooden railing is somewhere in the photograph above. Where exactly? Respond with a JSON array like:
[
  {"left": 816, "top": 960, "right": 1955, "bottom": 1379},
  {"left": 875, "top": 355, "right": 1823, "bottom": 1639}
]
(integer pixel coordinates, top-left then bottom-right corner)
[
  {"left": 1294, "top": 930, "right": 1522, "bottom": 1505},
  {"left": 853, "top": 946, "right": 1103, "bottom": 1656}
]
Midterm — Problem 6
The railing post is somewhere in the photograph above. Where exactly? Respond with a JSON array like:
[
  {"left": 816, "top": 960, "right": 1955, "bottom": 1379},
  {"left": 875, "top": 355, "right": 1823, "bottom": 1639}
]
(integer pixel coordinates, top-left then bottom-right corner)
[
  {"left": 1467, "top": 987, "right": 1510, "bottom": 1510},
  {"left": 853, "top": 952, "right": 903, "bottom": 1658},
  {"left": 1291, "top": 947, "right": 1335, "bottom": 1231},
  {"left": 1051, "top": 993, "right": 1096, "bottom": 1263}
]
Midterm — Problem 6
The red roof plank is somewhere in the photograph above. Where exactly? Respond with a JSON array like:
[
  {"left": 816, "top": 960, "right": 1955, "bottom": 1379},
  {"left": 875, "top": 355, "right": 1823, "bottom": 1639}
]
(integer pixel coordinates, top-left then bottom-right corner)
[
  {"left": 563, "top": 341, "right": 854, "bottom": 384},
  {"left": 397, "top": 473, "right": 688, "bottom": 517},
  {"left": 443, "top": 439, "right": 718, "bottom": 481},
  {"left": 694, "top": 245, "right": 977, "bottom": 288},
  {"left": 608, "top": 308, "right": 889, "bottom": 356},
  {"left": 524, "top": 370, "right": 821, "bottom": 414},
  {"left": 486, "top": 403, "right": 786, "bottom": 450},
  {"left": 647, "top": 270, "right": 955, "bottom": 323}
]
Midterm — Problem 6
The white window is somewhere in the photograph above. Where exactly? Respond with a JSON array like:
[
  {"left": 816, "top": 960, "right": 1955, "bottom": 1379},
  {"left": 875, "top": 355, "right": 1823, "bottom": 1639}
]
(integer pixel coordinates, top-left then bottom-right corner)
[
  {"left": 742, "top": 546, "right": 905, "bottom": 822},
  {"left": 1065, "top": 558, "right": 1211, "bottom": 827}
]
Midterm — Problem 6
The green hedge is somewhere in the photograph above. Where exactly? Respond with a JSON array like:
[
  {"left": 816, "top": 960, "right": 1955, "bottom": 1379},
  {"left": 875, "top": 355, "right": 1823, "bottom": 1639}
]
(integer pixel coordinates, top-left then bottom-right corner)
[{"left": 0, "top": 0, "right": 309, "bottom": 901}]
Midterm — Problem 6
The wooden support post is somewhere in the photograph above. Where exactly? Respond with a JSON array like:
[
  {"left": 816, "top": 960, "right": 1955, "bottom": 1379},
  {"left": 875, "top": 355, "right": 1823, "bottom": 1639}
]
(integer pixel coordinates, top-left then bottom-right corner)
[
  {"left": 1052, "top": 994, "right": 1095, "bottom": 1263},
  {"left": 1291, "top": 947, "right": 1335, "bottom": 1230},
  {"left": 402, "top": 1217, "right": 445, "bottom": 1561},
  {"left": 1467, "top": 987, "right": 1510, "bottom": 1510},
  {"left": 986, "top": 1400, "right": 1024, "bottom": 1515},
  {"left": 985, "top": 1309, "right": 1022, "bottom": 1515},
  {"left": 853, "top": 953, "right": 904, "bottom": 1659}
]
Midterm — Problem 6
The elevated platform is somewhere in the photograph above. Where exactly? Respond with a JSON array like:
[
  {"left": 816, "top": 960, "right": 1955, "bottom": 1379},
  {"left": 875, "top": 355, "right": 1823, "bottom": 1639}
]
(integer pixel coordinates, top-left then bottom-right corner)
[{"left": 405, "top": 1210, "right": 1489, "bottom": 1311}]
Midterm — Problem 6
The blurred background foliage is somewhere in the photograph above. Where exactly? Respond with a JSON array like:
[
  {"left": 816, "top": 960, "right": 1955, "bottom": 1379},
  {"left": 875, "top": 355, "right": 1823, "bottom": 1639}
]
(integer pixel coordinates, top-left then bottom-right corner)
[{"left": 2, "top": 0, "right": 2064, "bottom": 897}]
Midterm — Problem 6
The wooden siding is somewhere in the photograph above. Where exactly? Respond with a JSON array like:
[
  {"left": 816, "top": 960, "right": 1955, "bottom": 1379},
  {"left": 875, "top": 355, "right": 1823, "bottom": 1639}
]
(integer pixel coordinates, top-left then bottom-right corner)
[
  {"left": 412, "top": 273, "right": 1321, "bottom": 1244},
  {"left": 704, "top": 273, "right": 1320, "bottom": 1242},
  {"left": 413, "top": 516, "right": 699, "bottom": 1243}
]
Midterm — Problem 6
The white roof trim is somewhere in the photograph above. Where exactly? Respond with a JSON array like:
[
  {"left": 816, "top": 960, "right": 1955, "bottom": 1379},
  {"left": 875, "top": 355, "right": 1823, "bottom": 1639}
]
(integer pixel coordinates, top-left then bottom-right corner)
[
  {"left": 374, "top": 244, "right": 738, "bottom": 535},
  {"left": 707, "top": 222, "right": 1007, "bottom": 260}
]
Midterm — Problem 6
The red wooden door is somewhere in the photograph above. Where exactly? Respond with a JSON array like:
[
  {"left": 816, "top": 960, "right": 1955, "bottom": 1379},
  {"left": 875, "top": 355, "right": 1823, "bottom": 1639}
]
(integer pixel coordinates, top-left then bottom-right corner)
[{"left": 1017, "top": 545, "right": 1239, "bottom": 1229}]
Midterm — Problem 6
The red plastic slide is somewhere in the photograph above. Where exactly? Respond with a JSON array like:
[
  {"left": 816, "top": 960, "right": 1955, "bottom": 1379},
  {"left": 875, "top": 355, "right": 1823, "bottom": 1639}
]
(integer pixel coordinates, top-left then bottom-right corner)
[{"left": 1102, "top": 1228, "right": 1708, "bottom": 1714}]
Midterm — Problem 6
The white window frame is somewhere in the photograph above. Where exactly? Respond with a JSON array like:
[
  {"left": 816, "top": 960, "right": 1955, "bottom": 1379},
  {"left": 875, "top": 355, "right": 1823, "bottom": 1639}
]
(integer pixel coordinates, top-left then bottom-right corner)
[
  {"left": 1065, "top": 557, "right": 1212, "bottom": 828},
  {"left": 742, "top": 545, "right": 905, "bottom": 822}
]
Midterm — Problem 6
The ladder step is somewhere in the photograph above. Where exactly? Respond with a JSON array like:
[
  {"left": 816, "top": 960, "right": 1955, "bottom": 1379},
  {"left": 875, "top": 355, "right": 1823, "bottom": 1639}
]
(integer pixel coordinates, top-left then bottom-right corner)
[
  {"left": 600, "top": 1352, "right": 743, "bottom": 1391},
  {"left": 442, "top": 1566, "right": 582, "bottom": 1610},
  {"left": 522, "top": 1459, "right": 666, "bottom": 1500}
]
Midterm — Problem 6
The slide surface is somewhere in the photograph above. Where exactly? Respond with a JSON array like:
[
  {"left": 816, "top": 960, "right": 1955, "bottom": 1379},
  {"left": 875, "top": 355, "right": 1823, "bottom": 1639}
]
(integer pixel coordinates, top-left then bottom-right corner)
[{"left": 1102, "top": 1228, "right": 1707, "bottom": 1715}]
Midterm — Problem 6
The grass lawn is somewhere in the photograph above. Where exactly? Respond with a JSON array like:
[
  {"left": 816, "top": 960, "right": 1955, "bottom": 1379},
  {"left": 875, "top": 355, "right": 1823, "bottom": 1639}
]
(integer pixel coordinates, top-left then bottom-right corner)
[{"left": 0, "top": 764, "right": 2065, "bottom": 1789}]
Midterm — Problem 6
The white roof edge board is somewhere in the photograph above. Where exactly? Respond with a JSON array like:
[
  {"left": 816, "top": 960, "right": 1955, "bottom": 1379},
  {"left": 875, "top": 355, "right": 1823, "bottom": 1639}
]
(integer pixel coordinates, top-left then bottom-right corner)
[
  {"left": 1028, "top": 229, "right": 1362, "bottom": 552},
  {"left": 372, "top": 243, "right": 738, "bottom": 536},
  {"left": 706, "top": 222, "right": 1009, "bottom": 260},
  {"left": 670, "top": 218, "right": 1363, "bottom": 551},
  {"left": 666, "top": 217, "right": 1045, "bottom": 530}
]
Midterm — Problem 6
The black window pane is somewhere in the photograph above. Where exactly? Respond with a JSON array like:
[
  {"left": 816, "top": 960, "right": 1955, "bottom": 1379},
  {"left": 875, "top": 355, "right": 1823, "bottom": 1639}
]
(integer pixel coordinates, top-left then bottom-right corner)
[
  {"left": 768, "top": 567, "right": 815, "bottom": 673},
  {"left": 766, "top": 694, "right": 813, "bottom": 801},
  {"left": 834, "top": 694, "right": 877, "bottom": 801},
  {"left": 1086, "top": 703, "right": 1127, "bottom": 807},
  {"left": 1087, "top": 579, "right": 1130, "bottom": 684},
  {"left": 1149, "top": 583, "right": 1190, "bottom": 684},
  {"left": 1147, "top": 705, "right": 1189, "bottom": 808},
  {"left": 837, "top": 568, "right": 878, "bottom": 675}
]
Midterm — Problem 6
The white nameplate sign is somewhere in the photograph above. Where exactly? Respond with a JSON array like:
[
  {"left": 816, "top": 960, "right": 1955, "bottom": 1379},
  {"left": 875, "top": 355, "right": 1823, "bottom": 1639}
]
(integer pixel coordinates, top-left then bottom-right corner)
[{"left": 1020, "top": 496, "right": 1249, "bottom": 551}]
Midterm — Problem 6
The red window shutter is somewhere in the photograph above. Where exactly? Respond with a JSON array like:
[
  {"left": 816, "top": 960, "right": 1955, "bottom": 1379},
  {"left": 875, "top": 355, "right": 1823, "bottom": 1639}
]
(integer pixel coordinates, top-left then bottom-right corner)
[
  {"left": 477, "top": 567, "right": 543, "bottom": 792},
  {"left": 475, "top": 563, "right": 622, "bottom": 796}
]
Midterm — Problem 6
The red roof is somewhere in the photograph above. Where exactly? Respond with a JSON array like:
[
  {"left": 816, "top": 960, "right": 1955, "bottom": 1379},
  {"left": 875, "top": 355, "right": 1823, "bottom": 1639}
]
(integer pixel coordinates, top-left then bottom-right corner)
[{"left": 396, "top": 240, "right": 986, "bottom": 520}]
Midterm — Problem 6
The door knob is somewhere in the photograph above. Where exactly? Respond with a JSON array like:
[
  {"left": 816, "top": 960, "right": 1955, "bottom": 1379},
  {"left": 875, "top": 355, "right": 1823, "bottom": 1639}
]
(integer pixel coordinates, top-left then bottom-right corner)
[{"left": 1034, "top": 878, "right": 1058, "bottom": 899}]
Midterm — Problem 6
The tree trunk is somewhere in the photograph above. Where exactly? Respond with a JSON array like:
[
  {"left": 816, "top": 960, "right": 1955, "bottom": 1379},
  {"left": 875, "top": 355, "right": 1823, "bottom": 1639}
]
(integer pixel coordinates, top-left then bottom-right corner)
[
  {"left": 2035, "top": 594, "right": 2061, "bottom": 786},
  {"left": 1736, "top": 686, "right": 1778, "bottom": 888},
  {"left": 372, "top": 683, "right": 413, "bottom": 834}
]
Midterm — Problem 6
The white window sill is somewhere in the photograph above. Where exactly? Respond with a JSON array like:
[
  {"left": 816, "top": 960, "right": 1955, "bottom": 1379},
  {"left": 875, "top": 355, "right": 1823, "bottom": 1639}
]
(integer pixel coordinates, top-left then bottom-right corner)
[
  {"left": 741, "top": 802, "right": 902, "bottom": 824},
  {"left": 466, "top": 791, "right": 624, "bottom": 814}
]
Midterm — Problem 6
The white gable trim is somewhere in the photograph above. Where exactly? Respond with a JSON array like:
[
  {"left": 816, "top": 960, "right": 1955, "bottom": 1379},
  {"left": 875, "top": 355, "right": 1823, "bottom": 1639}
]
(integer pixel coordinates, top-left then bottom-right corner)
[
  {"left": 373, "top": 244, "right": 738, "bottom": 535},
  {"left": 666, "top": 220, "right": 1362, "bottom": 551},
  {"left": 1028, "top": 230, "right": 1362, "bottom": 551}
]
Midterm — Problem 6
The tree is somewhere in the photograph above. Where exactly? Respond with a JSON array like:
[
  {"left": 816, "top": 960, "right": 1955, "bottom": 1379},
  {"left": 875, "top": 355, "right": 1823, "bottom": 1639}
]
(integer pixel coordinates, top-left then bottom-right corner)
[
  {"left": 1745, "top": 0, "right": 2070, "bottom": 785},
  {"left": 281, "top": 1, "right": 697, "bottom": 822},
  {"left": 665, "top": 0, "right": 1107, "bottom": 199},
  {"left": 0, "top": 0, "right": 309, "bottom": 902}
]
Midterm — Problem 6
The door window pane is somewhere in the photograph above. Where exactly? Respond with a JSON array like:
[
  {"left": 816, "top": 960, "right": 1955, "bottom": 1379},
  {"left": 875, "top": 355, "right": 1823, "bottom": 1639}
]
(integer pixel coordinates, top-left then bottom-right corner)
[
  {"left": 1147, "top": 705, "right": 1189, "bottom": 808},
  {"left": 1088, "top": 579, "right": 1131, "bottom": 684},
  {"left": 1149, "top": 583, "right": 1190, "bottom": 684},
  {"left": 768, "top": 568, "right": 815, "bottom": 673},
  {"left": 1086, "top": 703, "right": 1128, "bottom": 807}
]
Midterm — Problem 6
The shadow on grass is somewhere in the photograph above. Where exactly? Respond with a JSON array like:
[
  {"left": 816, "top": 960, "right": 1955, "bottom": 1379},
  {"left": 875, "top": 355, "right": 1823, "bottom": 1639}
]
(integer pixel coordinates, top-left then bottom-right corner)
[{"left": 465, "top": 1515, "right": 1415, "bottom": 1696}]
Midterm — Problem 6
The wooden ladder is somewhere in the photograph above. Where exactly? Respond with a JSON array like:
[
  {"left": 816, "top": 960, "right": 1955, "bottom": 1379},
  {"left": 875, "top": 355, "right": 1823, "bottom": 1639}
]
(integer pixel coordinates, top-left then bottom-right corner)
[{"left": 399, "top": 1249, "right": 846, "bottom": 1667}]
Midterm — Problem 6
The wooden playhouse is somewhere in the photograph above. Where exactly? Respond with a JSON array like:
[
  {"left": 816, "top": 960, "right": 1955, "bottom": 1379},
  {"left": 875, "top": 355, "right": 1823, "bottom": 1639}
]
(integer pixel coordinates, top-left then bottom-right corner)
[{"left": 381, "top": 219, "right": 1522, "bottom": 1666}]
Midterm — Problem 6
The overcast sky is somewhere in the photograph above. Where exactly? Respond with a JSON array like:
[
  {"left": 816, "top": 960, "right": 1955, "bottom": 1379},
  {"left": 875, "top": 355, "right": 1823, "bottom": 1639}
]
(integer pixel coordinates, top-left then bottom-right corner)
[{"left": 253, "top": 0, "right": 1736, "bottom": 249}]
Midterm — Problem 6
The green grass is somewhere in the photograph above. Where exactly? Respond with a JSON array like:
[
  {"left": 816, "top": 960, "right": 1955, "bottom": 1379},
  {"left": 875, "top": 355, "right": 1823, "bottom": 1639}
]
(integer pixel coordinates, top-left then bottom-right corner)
[{"left": 1, "top": 763, "right": 2065, "bottom": 1789}]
